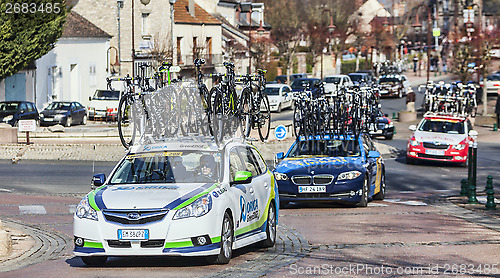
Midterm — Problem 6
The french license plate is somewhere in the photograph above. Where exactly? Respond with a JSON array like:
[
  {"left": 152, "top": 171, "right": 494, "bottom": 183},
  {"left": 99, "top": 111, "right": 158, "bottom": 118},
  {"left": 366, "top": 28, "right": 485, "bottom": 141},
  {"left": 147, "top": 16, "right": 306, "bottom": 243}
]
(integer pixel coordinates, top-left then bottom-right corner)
[
  {"left": 118, "top": 229, "right": 149, "bottom": 240},
  {"left": 298, "top": 186, "right": 326, "bottom": 193},
  {"left": 44, "top": 118, "right": 53, "bottom": 122},
  {"left": 425, "top": 149, "right": 445, "bottom": 156}
]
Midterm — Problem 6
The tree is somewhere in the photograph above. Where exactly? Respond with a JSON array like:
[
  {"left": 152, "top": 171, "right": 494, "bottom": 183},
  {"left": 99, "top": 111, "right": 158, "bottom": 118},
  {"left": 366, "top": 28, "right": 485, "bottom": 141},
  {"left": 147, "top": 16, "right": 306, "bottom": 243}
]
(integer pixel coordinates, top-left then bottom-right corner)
[
  {"left": 261, "top": 0, "right": 301, "bottom": 81},
  {"left": 0, "top": 0, "right": 68, "bottom": 80}
]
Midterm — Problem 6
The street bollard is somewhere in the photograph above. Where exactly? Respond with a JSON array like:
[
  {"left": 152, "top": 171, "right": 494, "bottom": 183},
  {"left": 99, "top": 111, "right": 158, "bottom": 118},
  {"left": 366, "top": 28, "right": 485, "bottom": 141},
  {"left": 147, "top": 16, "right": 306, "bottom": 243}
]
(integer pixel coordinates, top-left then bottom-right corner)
[
  {"left": 460, "top": 179, "right": 468, "bottom": 196},
  {"left": 467, "top": 141, "right": 473, "bottom": 193},
  {"left": 392, "top": 112, "right": 396, "bottom": 120},
  {"left": 494, "top": 123, "right": 498, "bottom": 132},
  {"left": 485, "top": 175, "right": 496, "bottom": 210},
  {"left": 468, "top": 141, "right": 479, "bottom": 204}
]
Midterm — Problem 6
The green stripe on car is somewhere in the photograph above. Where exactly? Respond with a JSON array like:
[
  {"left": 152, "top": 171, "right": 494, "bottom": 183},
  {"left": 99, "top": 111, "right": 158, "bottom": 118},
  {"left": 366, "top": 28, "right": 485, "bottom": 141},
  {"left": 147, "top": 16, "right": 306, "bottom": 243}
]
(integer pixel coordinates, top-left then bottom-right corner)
[{"left": 173, "top": 184, "right": 218, "bottom": 210}]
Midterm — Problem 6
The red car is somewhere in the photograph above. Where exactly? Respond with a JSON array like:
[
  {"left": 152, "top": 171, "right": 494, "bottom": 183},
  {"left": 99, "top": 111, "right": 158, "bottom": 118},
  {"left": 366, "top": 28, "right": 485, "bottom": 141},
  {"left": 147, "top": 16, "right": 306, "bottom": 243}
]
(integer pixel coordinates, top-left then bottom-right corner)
[{"left": 406, "top": 114, "right": 478, "bottom": 166}]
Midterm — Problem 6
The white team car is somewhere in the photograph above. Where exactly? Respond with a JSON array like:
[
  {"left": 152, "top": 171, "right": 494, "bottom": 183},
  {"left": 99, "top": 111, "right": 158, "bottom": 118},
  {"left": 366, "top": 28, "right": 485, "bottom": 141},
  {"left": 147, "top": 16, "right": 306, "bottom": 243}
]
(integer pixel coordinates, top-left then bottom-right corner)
[{"left": 74, "top": 138, "right": 278, "bottom": 265}]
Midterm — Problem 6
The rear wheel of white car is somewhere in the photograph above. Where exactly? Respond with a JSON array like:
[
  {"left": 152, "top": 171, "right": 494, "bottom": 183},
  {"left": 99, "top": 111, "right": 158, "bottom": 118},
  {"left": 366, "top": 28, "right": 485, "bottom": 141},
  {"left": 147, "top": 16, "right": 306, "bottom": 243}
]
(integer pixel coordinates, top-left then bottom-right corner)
[
  {"left": 276, "top": 104, "right": 282, "bottom": 113},
  {"left": 207, "top": 212, "right": 233, "bottom": 264},
  {"left": 81, "top": 256, "right": 107, "bottom": 266},
  {"left": 260, "top": 202, "right": 277, "bottom": 248},
  {"left": 65, "top": 116, "right": 72, "bottom": 127}
]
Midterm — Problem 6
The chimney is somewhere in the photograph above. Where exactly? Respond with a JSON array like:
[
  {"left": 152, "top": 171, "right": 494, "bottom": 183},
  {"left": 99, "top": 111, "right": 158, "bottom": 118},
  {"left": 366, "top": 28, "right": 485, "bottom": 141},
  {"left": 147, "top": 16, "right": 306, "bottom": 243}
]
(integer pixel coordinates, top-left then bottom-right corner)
[{"left": 189, "top": 0, "right": 195, "bottom": 17}]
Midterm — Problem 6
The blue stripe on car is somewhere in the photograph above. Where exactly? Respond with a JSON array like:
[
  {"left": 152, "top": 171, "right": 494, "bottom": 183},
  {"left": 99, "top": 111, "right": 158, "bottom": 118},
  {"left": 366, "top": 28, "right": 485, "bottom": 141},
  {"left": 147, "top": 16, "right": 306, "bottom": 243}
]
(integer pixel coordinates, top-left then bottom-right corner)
[{"left": 162, "top": 242, "right": 220, "bottom": 253}]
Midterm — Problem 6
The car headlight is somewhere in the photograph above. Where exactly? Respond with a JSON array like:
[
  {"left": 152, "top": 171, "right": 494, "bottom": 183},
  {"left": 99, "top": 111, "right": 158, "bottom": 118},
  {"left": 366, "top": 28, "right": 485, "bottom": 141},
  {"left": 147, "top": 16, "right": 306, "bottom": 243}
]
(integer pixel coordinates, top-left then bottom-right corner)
[
  {"left": 173, "top": 194, "right": 212, "bottom": 220},
  {"left": 452, "top": 144, "right": 466, "bottom": 150},
  {"left": 274, "top": 172, "right": 288, "bottom": 181},
  {"left": 410, "top": 139, "right": 420, "bottom": 146},
  {"left": 3, "top": 115, "right": 13, "bottom": 121},
  {"left": 39, "top": 114, "right": 44, "bottom": 118},
  {"left": 271, "top": 99, "right": 278, "bottom": 103},
  {"left": 75, "top": 196, "right": 98, "bottom": 221},
  {"left": 337, "top": 171, "right": 362, "bottom": 180}
]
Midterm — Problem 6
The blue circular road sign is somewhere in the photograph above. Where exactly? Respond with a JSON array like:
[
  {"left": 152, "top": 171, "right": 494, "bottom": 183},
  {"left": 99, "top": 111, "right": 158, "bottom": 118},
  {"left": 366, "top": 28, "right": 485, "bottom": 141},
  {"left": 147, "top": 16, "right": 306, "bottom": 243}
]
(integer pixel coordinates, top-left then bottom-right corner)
[{"left": 274, "top": 125, "right": 287, "bottom": 140}]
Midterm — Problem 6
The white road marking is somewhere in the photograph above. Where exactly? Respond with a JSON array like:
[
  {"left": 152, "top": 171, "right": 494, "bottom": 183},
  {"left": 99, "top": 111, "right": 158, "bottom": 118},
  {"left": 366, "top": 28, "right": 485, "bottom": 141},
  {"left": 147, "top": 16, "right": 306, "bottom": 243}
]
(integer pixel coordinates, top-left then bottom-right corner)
[
  {"left": 434, "top": 189, "right": 453, "bottom": 192},
  {"left": 0, "top": 188, "right": 12, "bottom": 192},
  {"left": 19, "top": 205, "right": 47, "bottom": 215},
  {"left": 368, "top": 203, "right": 389, "bottom": 207},
  {"left": 384, "top": 199, "right": 401, "bottom": 203},
  {"left": 477, "top": 196, "right": 500, "bottom": 204},
  {"left": 69, "top": 205, "right": 77, "bottom": 214},
  {"left": 396, "top": 201, "right": 428, "bottom": 206},
  {"left": 439, "top": 167, "right": 451, "bottom": 172},
  {"left": 399, "top": 191, "right": 415, "bottom": 194}
]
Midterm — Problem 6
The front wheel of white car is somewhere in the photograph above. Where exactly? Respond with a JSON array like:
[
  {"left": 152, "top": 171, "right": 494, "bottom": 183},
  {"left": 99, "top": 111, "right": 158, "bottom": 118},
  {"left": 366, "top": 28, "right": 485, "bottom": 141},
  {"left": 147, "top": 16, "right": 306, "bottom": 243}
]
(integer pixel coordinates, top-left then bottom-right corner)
[
  {"left": 207, "top": 212, "right": 233, "bottom": 264},
  {"left": 260, "top": 202, "right": 277, "bottom": 248},
  {"left": 81, "top": 256, "right": 107, "bottom": 266}
]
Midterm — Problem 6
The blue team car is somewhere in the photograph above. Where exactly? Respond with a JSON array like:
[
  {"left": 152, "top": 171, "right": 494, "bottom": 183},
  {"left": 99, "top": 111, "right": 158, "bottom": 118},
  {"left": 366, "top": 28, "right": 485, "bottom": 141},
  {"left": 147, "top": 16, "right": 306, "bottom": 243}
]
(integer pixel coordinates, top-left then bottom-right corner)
[{"left": 273, "top": 133, "right": 386, "bottom": 207}]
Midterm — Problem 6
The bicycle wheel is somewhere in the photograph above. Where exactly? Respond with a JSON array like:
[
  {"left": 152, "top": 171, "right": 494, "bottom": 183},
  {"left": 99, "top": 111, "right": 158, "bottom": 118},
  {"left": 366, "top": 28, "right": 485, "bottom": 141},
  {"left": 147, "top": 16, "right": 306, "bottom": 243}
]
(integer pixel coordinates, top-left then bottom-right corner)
[
  {"left": 118, "top": 95, "right": 137, "bottom": 148},
  {"left": 257, "top": 94, "right": 271, "bottom": 142},
  {"left": 200, "top": 85, "right": 212, "bottom": 136},
  {"left": 293, "top": 103, "right": 303, "bottom": 137},
  {"left": 178, "top": 87, "right": 192, "bottom": 136},
  {"left": 164, "top": 86, "right": 180, "bottom": 137},
  {"left": 211, "top": 87, "right": 224, "bottom": 145},
  {"left": 239, "top": 88, "right": 252, "bottom": 138}
]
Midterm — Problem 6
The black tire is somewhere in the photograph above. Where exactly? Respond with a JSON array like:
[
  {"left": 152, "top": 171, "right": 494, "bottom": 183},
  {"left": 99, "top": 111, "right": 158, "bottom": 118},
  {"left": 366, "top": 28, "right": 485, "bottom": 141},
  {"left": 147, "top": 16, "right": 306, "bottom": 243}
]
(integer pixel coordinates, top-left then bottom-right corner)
[
  {"left": 373, "top": 172, "right": 386, "bottom": 200},
  {"left": 211, "top": 88, "right": 225, "bottom": 146},
  {"left": 385, "top": 134, "right": 394, "bottom": 140},
  {"left": 279, "top": 201, "right": 289, "bottom": 209},
  {"left": 357, "top": 177, "right": 369, "bottom": 207},
  {"left": 258, "top": 94, "right": 271, "bottom": 142},
  {"left": 260, "top": 202, "right": 277, "bottom": 248},
  {"left": 239, "top": 88, "right": 252, "bottom": 138},
  {"left": 81, "top": 256, "right": 107, "bottom": 266},
  {"left": 293, "top": 104, "right": 302, "bottom": 137},
  {"left": 81, "top": 115, "right": 87, "bottom": 125},
  {"left": 179, "top": 88, "right": 191, "bottom": 136},
  {"left": 118, "top": 96, "right": 136, "bottom": 148},
  {"left": 207, "top": 212, "right": 233, "bottom": 264}
]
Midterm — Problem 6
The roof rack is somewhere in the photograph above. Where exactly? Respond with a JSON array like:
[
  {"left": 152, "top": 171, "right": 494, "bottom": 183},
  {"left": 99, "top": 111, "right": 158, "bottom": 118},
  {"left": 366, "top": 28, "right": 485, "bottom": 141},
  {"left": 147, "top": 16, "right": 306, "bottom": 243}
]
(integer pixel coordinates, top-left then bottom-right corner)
[{"left": 423, "top": 111, "right": 468, "bottom": 120}]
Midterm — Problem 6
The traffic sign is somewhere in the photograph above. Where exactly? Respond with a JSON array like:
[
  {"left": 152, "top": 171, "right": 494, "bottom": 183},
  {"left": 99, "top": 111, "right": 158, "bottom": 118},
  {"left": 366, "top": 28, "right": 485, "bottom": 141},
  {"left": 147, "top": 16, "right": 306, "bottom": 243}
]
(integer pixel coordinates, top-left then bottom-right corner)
[
  {"left": 170, "top": 66, "right": 181, "bottom": 73},
  {"left": 18, "top": 120, "right": 36, "bottom": 132},
  {"left": 274, "top": 125, "right": 287, "bottom": 140},
  {"left": 432, "top": 28, "right": 441, "bottom": 37}
]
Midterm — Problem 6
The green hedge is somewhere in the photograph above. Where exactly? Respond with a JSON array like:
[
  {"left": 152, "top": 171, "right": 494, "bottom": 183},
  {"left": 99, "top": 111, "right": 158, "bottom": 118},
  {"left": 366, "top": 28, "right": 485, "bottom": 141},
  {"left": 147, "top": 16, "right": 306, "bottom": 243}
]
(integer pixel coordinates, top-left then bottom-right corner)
[{"left": 340, "top": 58, "right": 369, "bottom": 74}]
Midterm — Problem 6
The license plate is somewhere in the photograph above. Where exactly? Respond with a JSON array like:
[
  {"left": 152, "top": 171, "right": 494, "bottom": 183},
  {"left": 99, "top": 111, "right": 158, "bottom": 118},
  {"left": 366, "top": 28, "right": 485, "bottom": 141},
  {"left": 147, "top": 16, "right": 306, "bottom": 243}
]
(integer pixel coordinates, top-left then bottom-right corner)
[
  {"left": 298, "top": 186, "right": 326, "bottom": 193},
  {"left": 118, "top": 229, "right": 149, "bottom": 240},
  {"left": 425, "top": 149, "right": 445, "bottom": 156},
  {"left": 44, "top": 118, "right": 54, "bottom": 122}
]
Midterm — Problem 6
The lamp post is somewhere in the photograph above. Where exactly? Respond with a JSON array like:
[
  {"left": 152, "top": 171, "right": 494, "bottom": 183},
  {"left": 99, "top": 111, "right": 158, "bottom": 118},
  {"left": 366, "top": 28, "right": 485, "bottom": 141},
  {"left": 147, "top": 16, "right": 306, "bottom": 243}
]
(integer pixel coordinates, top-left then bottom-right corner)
[
  {"left": 321, "top": 9, "right": 335, "bottom": 80},
  {"left": 117, "top": 0, "right": 123, "bottom": 75},
  {"left": 413, "top": 4, "right": 432, "bottom": 84},
  {"left": 169, "top": 0, "right": 176, "bottom": 65}
]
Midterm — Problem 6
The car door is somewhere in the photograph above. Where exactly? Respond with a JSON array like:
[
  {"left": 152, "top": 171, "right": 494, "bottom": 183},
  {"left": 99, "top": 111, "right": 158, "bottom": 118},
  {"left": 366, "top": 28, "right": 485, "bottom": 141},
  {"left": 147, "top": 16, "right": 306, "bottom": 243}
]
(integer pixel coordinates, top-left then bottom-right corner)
[
  {"left": 228, "top": 147, "right": 254, "bottom": 234},
  {"left": 361, "top": 135, "right": 377, "bottom": 192},
  {"left": 282, "top": 86, "right": 292, "bottom": 108},
  {"left": 363, "top": 135, "right": 382, "bottom": 194}
]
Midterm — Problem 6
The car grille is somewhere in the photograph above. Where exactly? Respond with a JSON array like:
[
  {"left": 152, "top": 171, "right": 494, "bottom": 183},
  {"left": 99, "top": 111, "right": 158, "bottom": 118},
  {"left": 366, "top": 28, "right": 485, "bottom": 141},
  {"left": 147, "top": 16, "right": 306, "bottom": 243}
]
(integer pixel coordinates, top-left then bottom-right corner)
[
  {"left": 377, "top": 123, "right": 386, "bottom": 129},
  {"left": 102, "top": 209, "right": 169, "bottom": 225},
  {"left": 418, "top": 153, "right": 453, "bottom": 160},
  {"left": 313, "top": 175, "right": 334, "bottom": 185},
  {"left": 423, "top": 142, "right": 449, "bottom": 149},
  {"left": 291, "top": 176, "right": 312, "bottom": 185},
  {"left": 107, "top": 239, "right": 165, "bottom": 248}
]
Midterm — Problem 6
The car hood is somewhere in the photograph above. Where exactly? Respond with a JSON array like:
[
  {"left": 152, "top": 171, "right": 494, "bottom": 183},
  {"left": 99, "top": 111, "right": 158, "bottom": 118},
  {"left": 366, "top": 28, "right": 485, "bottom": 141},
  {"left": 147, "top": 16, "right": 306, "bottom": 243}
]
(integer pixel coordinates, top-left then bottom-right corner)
[
  {"left": 275, "top": 156, "right": 364, "bottom": 175},
  {"left": 42, "top": 110, "right": 68, "bottom": 116},
  {"left": 414, "top": 131, "right": 465, "bottom": 145},
  {"left": 91, "top": 182, "right": 217, "bottom": 210},
  {"left": 88, "top": 100, "right": 119, "bottom": 110},
  {"left": 267, "top": 95, "right": 282, "bottom": 101}
]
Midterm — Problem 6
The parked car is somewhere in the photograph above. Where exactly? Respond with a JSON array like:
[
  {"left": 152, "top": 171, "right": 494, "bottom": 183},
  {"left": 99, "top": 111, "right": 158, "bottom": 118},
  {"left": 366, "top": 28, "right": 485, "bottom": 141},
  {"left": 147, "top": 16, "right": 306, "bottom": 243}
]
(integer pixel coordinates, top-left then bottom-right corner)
[
  {"left": 323, "top": 75, "right": 354, "bottom": 95},
  {"left": 347, "top": 73, "right": 371, "bottom": 87},
  {"left": 265, "top": 84, "right": 294, "bottom": 112},
  {"left": 40, "top": 101, "right": 87, "bottom": 127},
  {"left": 355, "top": 70, "right": 377, "bottom": 84},
  {"left": 73, "top": 137, "right": 278, "bottom": 266},
  {"left": 406, "top": 113, "right": 477, "bottom": 166},
  {"left": 290, "top": 78, "right": 322, "bottom": 93},
  {"left": 88, "top": 89, "right": 121, "bottom": 121},
  {"left": 378, "top": 74, "right": 410, "bottom": 98},
  {"left": 275, "top": 73, "right": 308, "bottom": 84},
  {"left": 481, "top": 74, "right": 500, "bottom": 96},
  {"left": 0, "top": 101, "right": 39, "bottom": 127},
  {"left": 274, "top": 133, "right": 386, "bottom": 207}
]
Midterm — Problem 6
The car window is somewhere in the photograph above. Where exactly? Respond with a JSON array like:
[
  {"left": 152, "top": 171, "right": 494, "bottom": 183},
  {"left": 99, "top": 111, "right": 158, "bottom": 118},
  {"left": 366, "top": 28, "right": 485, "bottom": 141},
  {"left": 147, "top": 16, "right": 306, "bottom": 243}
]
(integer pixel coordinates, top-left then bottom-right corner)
[
  {"left": 239, "top": 146, "right": 261, "bottom": 176},
  {"left": 0, "top": 102, "right": 19, "bottom": 112},
  {"left": 27, "top": 103, "right": 34, "bottom": 112},
  {"left": 229, "top": 148, "right": 245, "bottom": 182},
  {"left": 19, "top": 103, "right": 28, "bottom": 112},
  {"left": 250, "top": 148, "right": 267, "bottom": 174},
  {"left": 419, "top": 119, "right": 465, "bottom": 134}
]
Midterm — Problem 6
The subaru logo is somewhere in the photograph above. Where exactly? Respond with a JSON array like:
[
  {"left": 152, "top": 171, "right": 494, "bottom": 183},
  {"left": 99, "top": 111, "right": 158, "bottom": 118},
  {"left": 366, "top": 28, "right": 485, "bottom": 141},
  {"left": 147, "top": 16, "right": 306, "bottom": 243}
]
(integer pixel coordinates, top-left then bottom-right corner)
[{"left": 127, "top": 212, "right": 141, "bottom": 220}]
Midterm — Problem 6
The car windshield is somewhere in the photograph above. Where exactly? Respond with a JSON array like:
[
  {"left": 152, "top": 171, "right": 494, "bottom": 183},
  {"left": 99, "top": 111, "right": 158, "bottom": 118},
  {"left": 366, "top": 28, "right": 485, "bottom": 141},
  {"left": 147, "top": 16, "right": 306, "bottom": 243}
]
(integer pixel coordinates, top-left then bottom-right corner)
[
  {"left": 418, "top": 119, "right": 465, "bottom": 134},
  {"left": 0, "top": 102, "right": 18, "bottom": 112},
  {"left": 265, "top": 87, "right": 280, "bottom": 95},
  {"left": 291, "top": 80, "right": 315, "bottom": 90},
  {"left": 92, "top": 90, "right": 120, "bottom": 100},
  {"left": 487, "top": 75, "right": 500, "bottom": 81},
  {"left": 287, "top": 140, "right": 361, "bottom": 157},
  {"left": 348, "top": 74, "right": 363, "bottom": 81},
  {"left": 324, "top": 77, "right": 341, "bottom": 84},
  {"left": 46, "top": 102, "right": 71, "bottom": 111},
  {"left": 109, "top": 150, "right": 222, "bottom": 184},
  {"left": 379, "top": 77, "right": 399, "bottom": 83}
]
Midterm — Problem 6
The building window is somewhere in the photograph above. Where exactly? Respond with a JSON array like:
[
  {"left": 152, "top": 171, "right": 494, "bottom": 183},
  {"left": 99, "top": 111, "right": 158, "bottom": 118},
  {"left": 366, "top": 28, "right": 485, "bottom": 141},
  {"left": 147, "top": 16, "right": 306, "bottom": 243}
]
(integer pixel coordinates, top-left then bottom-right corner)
[
  {"left": 89, "top": 64, "right": 96, "bottom": 87},
  {"left": 142, "top": 13, "right": 149, "bottom": 35},
  {"left": 177, "top": 37, "right": 182, "bottom": 64}
]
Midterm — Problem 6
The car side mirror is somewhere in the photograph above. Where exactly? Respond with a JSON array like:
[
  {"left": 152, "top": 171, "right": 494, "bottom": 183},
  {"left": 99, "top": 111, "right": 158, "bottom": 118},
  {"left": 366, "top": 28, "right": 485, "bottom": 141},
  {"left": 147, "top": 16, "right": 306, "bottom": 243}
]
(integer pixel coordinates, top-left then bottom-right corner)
[
  {"left": 274, "top": 152, "right": 284, "bottom": 167},
  {"left": 91, "top": 173, "right": 106, "bottom": 189},
  {"left": 368, "top": 150, "right": 381, "bottom": 158},
  {"left": 384, "top": 113, "right": 388, "bottom": 117},
  {"left": 231, "top": 171, "right": 252, "bottom": 185},
  {"left": 469, "top": 130, "right": 478, "bottom": 137},
  {"left": 409, "top": 125, "right": 417, "bottom": 131},
  {"left": 20, "top": 110, "right": 25, "bottom": 114}
]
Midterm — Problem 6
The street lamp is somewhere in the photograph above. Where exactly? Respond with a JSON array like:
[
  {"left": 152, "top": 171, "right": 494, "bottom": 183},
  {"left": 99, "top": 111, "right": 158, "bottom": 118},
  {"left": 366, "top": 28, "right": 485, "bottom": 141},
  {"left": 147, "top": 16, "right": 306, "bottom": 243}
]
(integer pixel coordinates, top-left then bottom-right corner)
[
  {"left": 321, "top": 9, "right": 335, "bottom": 80},
  {"left": 117, "top": 0, "right": 123, "bottom": 75},
  {"left": 169, "top": 0, "right": 176, "bottom": 65}
]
